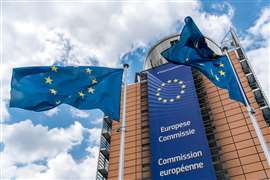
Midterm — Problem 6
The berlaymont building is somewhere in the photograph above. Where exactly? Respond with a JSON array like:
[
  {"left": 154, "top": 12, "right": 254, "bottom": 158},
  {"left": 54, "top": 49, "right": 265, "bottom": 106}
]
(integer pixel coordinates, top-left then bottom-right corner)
[{"left": 95, "top": 29, "right": 270, "bottom": 180}]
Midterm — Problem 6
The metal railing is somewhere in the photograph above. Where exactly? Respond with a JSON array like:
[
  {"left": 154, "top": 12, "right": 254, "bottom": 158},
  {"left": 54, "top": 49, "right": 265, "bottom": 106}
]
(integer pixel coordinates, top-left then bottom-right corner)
[
  {"left": 221, "top": 28, "right": 270, "bottom": 126},
  {"left": 96, "top": 117, "right": 112, "bottom": 180}
]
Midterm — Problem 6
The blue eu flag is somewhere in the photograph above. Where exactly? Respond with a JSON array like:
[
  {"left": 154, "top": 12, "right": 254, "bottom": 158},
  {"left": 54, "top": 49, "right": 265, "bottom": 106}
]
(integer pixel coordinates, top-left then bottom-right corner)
[
  {"left": 161, "top": 16, "right": 246, "bottom": 105},
  {"left": 10, "top": 66, "right": 123, "bottom": 120}
]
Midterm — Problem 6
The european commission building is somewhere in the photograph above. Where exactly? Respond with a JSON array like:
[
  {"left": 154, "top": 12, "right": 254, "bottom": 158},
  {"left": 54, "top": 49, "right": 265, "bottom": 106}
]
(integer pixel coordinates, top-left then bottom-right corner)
[{"left": 96, "top": 31, "right": 270, "bottom": 180}]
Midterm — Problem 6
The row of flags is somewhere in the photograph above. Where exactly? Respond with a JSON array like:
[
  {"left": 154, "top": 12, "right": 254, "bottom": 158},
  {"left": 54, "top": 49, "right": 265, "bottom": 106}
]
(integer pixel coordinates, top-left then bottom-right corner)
[{"left": 10, "top": 16, "right": 246, "bottom": 121}]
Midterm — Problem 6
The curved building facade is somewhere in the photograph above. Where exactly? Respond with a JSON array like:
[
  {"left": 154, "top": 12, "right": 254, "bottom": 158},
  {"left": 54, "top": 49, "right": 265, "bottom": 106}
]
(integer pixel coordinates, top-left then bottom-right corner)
[
  {"left": 143, "top": 34, "right": 222, "bottom": 70},
  {"left": 97, "top": 32, "right": 270, "bottom": 180}
]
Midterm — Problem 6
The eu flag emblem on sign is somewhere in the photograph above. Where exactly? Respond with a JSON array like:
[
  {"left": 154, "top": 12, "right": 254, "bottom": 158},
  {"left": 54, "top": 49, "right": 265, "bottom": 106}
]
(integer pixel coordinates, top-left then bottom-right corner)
[
  {"left": 161, "top": 16, "right": 246, "bottom": 105},
  {"left": 10, "top": 66, "right": 123, "bottom": 121},
  {"left": 150, "top": 73, "right": 187, "bottom": 104}
]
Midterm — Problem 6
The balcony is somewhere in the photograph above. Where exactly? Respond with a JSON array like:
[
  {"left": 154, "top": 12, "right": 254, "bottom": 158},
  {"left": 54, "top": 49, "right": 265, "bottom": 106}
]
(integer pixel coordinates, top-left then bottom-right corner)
[
  {"left": 247, "top": 74, "right": 258, "bottom": 90},
  {"left": 96, "top": 171, "right": 106, "bottom": 180},
  {"left": 100, "top": 136, "right": 110, "bottom": 158},
  {"left": 236, "top": 48, "right": 245, "bottom": 60},
  {"left": 102, "top": 122, "right": 112, "bottom": 141},
  {"left": 240, "top": 60, "right": 251, "bottom": 74},
  {"left": 103, "top": 116, "right": 112, "bottom": 125},
  {"left": 262, "top": 107, "right": 270, "bottom": 124},
  {"left": 97, "top": 152, "right": 109, "bottom": 178},
  {"left": 254, "top": 89, "right": 267, "bottom": 107}
]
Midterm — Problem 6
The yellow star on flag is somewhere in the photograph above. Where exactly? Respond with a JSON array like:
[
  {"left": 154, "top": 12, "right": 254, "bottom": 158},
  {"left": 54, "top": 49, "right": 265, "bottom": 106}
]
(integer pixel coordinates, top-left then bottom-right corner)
[
  {"left": 45, "top": 76, "right": 53, "bottom": 84},
  {"left": 92, "top": 79, "right": 97, "bottom": 84},
  {"left": 79, "top": 91, "right": 85, "bottom": 98},
  {"left": 85, "top": 68, "right": 92, "bottom": 74},
  {"left": 219, "top": 70, "right": 225, "bottom": 76},
  {"left": 51, "top": 66, "right": 58, "bottom": 72},
  {"left": 219, "top": 63, "right": 224, "bottom": 67},
  {"left": 49, "top": 88, "right": 57, "bottom": 95},
  {"left": 88, "top": 87, "right": 95, "bottom": 94}
]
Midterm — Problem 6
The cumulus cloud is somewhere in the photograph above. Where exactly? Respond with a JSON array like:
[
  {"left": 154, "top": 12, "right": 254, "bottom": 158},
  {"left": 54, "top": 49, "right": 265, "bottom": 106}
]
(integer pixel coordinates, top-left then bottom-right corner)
[
  {"left": 1, "top": 102, "right": 10, "bottom": 121},
  {"left": 247, "top": 47, "right": 270, "bottom": 99},
  {"left": 241, "top": 7, "right": 270, "bottom": 100},
  {"left": 39, "top": 149, "right": 99, "bottom": 180},
  {"left": 248, "top": 7, "right": 270, "bottom": 39},
  {"left": 3, "top": 150, "right": 99, "bottom": 180},
  {"left": 91, "top": 117, "right": 103, "bottom": 125},
  {"left": 0, "top": 120, "right": 101, "bottom": 179},
  {"left": 2, "top": 120, "right": 84, "bottom": 164},
  {"left": 44, "top": 107, "right": 60, "bottom": 117},
  {"left": 88, "top": 128, "right": 101, "bottom": 146},
  {"left": 69, "top": 107, "right": 90, "bottom": 119}
]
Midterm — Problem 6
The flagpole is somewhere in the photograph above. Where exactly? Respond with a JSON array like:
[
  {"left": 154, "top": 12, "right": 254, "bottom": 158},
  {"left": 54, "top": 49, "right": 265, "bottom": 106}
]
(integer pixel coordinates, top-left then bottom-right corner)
[
  {"left": 118, "top": 64, "right": 129, "bottom": 180},
  {"left": 223, "top": 47, "right": 270, "bottom": 166}
]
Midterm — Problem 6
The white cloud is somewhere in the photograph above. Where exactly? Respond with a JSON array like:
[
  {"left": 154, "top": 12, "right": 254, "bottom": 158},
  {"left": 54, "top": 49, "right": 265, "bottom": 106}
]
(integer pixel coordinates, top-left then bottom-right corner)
[
  {"left": 241, "top": 7, "right": 270, "bottom": 100},
  {"left": 91, "top": 117, "right": 103, "bottom": 125},
  {"left": 249, "top": 7, "right": 270, "bottom": 39},
  {"left": 88, "top": 128, "right": 101, "bottom": 146},
  {"left": 39, "top": 149, "right": 99, "bottom": 180},
  {"left": 211, "top": 2, "right": 235, "bottom": 18},
  {"left": 3, "top": 149, "right": 99, "bottom": 180},
  {"left": 2, "top": 102, "right": 10, "bottom": 121},
  {"left": 7, "top": 163, "right": 47, "bottom": 180},
  {"left": 0, "top": 120, "right": 102, "bottom": 179},
  {"left": 44, "top": 107, "right": 60, "bottom": 117},
  {"left": 2, "top": 120, "right": 84, "bottom": 164},
  {"left": 247, "top": 47, "right": 270, "bottom": 99},
  {"left": 69, "top": 107, "right": 90, "bottom": 119}
]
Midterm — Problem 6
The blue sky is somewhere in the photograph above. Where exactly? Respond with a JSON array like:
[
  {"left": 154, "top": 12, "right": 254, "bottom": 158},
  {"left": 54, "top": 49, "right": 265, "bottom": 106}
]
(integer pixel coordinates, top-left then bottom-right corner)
[
  {"left": 203, "top": 1, "right": 269, "bottom": 29},
  {"left": 1, "top": 1, "right": 269, "bottom": 179}
]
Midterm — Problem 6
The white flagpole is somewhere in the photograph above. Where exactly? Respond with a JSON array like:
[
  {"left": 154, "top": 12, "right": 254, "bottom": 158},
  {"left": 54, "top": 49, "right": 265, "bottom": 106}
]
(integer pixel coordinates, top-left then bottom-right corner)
[
  {"left": 118, "top": 64, "right": 129, "bottom": 180},
  {"left": 223, "top": 48, "right": 270, "bottom": 166}
]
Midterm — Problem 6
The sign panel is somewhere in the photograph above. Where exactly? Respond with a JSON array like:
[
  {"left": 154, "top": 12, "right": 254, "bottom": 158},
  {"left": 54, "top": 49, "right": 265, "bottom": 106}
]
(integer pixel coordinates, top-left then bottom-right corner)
[{"left": 147, "top": 63, "right": 216, "bottom": 180}]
